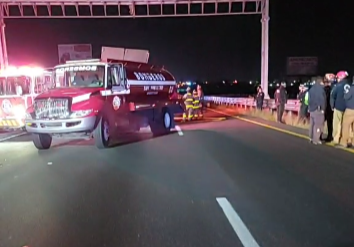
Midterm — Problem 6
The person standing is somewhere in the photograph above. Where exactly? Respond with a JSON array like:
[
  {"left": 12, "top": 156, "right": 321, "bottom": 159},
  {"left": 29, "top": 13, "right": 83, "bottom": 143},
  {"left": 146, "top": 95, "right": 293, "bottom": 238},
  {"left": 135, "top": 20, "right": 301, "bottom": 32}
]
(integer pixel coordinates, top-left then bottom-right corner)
[
  {"left": 297, "top": 84, "right": 308, "bottom": 124},
  {"left": 255, "top": 86, "right": 265, "bottom": 110},
  {"left": 308, "top": 77, "right": 326, "bottom": 144},
  {"left": 330, "top": 71, "right": 349, "bottom": 144},
  {"left": 182, "top": 87, "right": 194, "bottom": 121},
  {"left": 197, "top": 85, "right": 204, "bottom": 117},
  {"left": 320, "top": 79, "right": 334, "bottom": 142},
  {"left": 192, "top": 89, "right": 201, "bottom": 119},
  {"left": 339, "top": 80, "right": 354, "bottom": 147},
  {"left": 274, "top": 82, "right": 287, "bottom": 123}
]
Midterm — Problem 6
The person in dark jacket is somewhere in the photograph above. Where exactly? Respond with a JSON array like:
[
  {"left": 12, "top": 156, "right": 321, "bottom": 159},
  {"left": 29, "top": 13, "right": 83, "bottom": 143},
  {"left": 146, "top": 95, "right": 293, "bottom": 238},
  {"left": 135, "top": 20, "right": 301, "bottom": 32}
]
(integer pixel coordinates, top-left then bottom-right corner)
[
  {"left": 297, "top": 84, "right": 308, "bottom": 124},
  {"left": 274, "top": 82, "right": 287, "bottom": 123},
  {"left": 330, "top": 71, "right": 349, "bottom": 143},
  {"left": 320, "top": 79, "right": 334, "bottom": 142},
  {"left": 255, "top": 86, "right": 265, "bottom": 110},
  {"left": 339, "top": 80, "right": 354, "bottom": 147},
  {"left": 308, "top": 76, "right": 326, "bottom": 144}
]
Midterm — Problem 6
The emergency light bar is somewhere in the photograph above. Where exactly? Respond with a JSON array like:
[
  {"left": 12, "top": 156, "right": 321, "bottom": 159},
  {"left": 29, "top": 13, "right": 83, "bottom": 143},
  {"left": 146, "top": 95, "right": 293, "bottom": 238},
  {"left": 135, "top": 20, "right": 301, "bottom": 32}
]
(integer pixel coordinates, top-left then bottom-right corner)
[
  {"left": 65, "top": 59, "right": 101, "bottom": 64},
  {"left": 0, "top": 66, "right": 44, "bottom": 77}
]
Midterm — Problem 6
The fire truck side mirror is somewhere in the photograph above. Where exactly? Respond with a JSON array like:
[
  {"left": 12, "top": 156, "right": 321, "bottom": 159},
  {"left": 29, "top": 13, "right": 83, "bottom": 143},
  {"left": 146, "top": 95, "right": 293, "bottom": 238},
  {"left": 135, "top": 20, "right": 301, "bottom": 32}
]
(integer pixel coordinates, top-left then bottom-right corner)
[
  {"left": 16, "top": 85, "right": 23, "bottom": 96},
  {"left": 106, "top": 79, "right": 113, "bottom": 90}
]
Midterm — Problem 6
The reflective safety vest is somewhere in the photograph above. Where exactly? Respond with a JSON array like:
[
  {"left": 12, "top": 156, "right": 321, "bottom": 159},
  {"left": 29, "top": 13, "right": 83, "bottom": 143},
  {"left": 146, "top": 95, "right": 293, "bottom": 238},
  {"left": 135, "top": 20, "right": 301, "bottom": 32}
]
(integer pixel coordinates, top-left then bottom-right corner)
[
  {"left": 193, "top": 92, "right": 200, "bottom": 108},
  {"left": 304, "top": 91, "right": 309, "bottom": 106},
  {"left": 184, "top": 93, "right": 194, "bottom": 108}
]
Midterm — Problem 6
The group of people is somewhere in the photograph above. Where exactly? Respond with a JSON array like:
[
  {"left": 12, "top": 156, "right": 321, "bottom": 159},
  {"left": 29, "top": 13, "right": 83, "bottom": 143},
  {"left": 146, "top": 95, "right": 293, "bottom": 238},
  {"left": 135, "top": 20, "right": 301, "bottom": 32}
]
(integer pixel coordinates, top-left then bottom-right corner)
[
  {"left": 182, "top": 85, "right": 204, "bottom": 121},
  {"left": 300, "top": 71, "right": 353, "bottom": 147}
]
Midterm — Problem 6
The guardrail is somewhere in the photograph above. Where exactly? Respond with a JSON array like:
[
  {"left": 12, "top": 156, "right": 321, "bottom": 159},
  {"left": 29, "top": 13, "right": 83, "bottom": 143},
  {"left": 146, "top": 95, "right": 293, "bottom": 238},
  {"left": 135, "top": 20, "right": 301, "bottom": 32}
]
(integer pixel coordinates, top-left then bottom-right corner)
[{"left": 204, "top": 96, "right": 300, "bottom": 112}]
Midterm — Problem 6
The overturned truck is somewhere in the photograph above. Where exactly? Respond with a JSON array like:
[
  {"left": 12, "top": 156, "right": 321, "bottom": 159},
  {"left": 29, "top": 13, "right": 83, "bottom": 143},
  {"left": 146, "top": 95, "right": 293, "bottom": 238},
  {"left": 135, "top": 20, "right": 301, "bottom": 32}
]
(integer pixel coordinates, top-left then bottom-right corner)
[{"left": 25, "top": 47, "right": 183, "bottom": 150}]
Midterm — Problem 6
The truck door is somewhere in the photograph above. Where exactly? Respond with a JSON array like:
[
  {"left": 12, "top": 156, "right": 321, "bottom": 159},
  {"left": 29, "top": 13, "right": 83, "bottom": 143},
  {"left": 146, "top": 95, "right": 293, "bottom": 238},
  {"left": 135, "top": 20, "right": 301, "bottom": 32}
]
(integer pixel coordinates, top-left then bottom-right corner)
[{"left": 107, "top": 64, "right": 129, "bottom": 128}]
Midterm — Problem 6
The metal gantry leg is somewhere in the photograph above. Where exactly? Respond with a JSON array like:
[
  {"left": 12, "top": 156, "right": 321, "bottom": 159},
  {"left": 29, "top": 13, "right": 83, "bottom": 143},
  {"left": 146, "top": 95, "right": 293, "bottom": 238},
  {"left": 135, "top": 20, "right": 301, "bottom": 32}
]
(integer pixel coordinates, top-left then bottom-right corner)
[
  {"left": 0, "top": 4, "right": 8, "bottom": 70},
  {"left": 1, "top": 19, "right": 8, "bottom": 69},
  {"left": 261, "top": 0, "right": 269, "bottom": 98}
]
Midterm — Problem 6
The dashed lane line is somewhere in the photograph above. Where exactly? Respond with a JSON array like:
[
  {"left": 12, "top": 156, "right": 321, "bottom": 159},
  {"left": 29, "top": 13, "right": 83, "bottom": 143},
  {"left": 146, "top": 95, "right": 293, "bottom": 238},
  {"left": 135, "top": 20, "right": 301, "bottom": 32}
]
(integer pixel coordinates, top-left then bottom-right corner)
[
  {"left": 174, "top": 125, "right": 184, "bottom": 136},
  {"left": 216, "top": 197, "right": 260, "bottom": 247}
]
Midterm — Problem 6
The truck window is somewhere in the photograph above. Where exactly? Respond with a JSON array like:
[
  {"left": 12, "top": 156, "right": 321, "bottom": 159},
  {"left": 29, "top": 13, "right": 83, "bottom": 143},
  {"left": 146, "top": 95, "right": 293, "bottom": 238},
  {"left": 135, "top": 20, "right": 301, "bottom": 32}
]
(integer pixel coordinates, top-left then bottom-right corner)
[
  {"left": 0, "top": 78, "right": 5, "bottom": 95},
  {"left": 0, "top": 76, "right": 30, "bottom": 95},
  {"left": 108, "top": 66, "right": 120, "bottom": 87},
  {"left": 34, "top": 75, "right": 51, "bottom": 94},
  {"left": 55, "top": 65, "right": 105, "bottom": 88}
]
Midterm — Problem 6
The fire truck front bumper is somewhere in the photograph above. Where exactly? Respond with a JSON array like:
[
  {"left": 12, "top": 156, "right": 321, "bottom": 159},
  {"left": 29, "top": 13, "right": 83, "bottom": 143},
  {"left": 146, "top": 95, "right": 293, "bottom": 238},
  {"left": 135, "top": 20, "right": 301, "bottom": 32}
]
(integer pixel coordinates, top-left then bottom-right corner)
[{"left": 25, "top": 116, "right": 97, "bottom": 134}]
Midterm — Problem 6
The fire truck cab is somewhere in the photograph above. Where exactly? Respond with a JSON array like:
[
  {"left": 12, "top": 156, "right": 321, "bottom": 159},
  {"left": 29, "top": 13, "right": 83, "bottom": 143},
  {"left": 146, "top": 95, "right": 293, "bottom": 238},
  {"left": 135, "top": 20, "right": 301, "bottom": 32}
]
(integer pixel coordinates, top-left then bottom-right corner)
[
  {"left": 25, "top": 47, "right": 183, "bottom": 150},
  {"left": 0, "top": 66, "right": 52, "bottom": 129}
]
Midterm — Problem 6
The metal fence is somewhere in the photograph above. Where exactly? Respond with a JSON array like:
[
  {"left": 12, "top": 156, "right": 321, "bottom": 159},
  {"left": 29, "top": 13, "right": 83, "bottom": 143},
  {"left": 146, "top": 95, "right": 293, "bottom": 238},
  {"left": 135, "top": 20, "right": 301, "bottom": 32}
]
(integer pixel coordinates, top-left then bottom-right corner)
[{"left": 204, "top": 96, "right": 300, "bottom": 112}]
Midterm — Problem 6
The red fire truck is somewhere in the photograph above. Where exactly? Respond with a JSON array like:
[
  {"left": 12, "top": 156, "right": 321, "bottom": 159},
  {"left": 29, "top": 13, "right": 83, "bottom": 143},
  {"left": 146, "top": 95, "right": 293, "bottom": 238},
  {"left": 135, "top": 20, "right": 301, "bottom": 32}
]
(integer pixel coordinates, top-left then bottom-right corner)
[
  {"left": 25, "top": 47, "right": 183, "bottom": 150},
  {"left": 0, "top": 66, "right": 52, "bottom": 129}
]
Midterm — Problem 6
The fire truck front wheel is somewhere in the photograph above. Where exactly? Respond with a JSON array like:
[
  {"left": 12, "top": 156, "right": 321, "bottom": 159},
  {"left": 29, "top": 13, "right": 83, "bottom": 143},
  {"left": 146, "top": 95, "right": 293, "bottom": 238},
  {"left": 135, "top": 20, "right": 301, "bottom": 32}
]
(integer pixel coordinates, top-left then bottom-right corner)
[
  {"left": 32, "top": 133, "right": 52, "bottom": 150},
  {"left": 93, "top": 116, "right": 110, "bottom": 149}
]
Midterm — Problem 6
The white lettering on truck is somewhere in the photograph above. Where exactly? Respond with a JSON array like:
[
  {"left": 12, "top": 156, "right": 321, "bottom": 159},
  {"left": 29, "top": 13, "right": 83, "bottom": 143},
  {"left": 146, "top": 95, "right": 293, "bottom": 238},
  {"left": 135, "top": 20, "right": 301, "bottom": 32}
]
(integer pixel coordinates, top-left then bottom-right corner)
[
  {"left": 56, "top": 65, "right": 97, "bottom": 73},
  {"left": 143, "top": 85, "right": 164, "bottom": 91},
  {"left": 134, "top": 72, "right": 166, "bottom": 81}
]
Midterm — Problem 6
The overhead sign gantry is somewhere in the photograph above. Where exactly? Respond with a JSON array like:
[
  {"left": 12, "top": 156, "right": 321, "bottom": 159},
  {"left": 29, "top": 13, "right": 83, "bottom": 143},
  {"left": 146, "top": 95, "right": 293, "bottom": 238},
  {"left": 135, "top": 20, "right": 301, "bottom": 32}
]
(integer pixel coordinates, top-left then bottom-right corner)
[{"left": 0, "top": 0, "right": 270, "bottom": 96}]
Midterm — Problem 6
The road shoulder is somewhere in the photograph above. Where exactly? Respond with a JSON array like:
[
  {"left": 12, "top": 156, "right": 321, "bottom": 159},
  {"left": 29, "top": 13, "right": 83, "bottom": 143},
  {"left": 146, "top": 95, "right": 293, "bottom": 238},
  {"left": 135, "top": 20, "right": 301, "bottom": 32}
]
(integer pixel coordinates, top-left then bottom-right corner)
[{"left": 209, "top": 106, "right": 354, "bottom": 154}]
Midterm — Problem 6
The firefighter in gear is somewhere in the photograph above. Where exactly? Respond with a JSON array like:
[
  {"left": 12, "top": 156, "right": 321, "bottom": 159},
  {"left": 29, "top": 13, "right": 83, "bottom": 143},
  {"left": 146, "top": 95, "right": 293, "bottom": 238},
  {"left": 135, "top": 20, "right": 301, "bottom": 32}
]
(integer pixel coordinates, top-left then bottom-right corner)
[
  {"left": 274, "top": 82, "right": 287, "bottom": 123},
  {"left": 192, "top": 89, "right": 201, "bottom": 119},
  {"left": 182, "top": 87, "right": 194, "bottom": 121}
]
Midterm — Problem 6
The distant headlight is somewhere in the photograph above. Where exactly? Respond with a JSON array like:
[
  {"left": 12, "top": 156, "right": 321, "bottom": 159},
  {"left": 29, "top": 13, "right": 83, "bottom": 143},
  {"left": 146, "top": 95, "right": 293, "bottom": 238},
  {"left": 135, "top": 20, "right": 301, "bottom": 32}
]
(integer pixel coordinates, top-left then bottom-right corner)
[{"left": 70, "top": 109, "right": 93, "bottom": 118}]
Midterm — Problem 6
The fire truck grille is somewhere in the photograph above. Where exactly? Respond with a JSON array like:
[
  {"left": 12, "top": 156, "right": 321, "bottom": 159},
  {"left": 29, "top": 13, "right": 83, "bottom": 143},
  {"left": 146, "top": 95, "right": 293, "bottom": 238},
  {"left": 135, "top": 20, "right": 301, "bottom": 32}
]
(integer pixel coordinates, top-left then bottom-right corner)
[{"left": 34, "top": 98, "right": 70, "bottom": 119}]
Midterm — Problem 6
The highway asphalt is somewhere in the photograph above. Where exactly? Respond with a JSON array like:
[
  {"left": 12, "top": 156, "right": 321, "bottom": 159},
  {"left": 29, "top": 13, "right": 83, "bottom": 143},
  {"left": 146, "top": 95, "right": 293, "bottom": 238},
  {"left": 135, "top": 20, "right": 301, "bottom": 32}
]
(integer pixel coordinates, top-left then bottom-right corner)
[{"left": 1, "top": 109, "right": 354, "bottom": 247}]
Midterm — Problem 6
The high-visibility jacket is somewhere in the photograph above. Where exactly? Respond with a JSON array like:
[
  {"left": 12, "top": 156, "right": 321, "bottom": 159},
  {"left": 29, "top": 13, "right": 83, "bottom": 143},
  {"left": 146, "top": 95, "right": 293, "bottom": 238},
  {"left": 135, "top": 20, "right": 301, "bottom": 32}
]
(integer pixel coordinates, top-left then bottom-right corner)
[
  {"left": 183, "top": 93, "right": 194, "bottom": 108},
  {"left": 193, "top": 92, "right": 200, "bottom": 109},
  {"left": 304, "top": 91, "right": 309, "bottom": 106}
]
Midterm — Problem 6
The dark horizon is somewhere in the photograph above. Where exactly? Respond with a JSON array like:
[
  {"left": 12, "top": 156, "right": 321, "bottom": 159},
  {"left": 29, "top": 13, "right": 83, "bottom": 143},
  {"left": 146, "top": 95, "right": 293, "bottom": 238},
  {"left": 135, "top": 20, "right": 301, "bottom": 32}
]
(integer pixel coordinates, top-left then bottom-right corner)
[{"left": 3, "top": 0, "right": 353, "bottom": 81}]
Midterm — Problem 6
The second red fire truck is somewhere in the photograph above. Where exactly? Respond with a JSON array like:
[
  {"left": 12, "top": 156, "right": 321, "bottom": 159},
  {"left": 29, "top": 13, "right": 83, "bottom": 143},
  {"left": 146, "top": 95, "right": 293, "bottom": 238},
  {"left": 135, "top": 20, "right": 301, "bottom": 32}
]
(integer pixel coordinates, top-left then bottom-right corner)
[{"left": 0, "top": 66, "right": 52, "bottom": 129}]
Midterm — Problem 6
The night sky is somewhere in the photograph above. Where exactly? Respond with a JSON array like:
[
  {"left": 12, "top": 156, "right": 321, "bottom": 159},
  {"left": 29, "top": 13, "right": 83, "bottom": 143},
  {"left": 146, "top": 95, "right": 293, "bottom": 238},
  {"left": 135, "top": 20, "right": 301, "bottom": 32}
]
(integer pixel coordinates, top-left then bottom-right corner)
[{"left": 4, "top": 0, "right": 353, "bottom": 81}]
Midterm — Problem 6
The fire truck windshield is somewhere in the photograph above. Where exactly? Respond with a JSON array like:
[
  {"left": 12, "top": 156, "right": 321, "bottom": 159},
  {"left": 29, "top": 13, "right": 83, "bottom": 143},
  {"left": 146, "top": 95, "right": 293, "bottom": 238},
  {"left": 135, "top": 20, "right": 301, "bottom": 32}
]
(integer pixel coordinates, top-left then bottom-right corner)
[
  {"left": 55, "top": 65, "right": 105, "bottom": 88},
  {"left": 0, "top": 76, "right": 30, "bottom": 96}
]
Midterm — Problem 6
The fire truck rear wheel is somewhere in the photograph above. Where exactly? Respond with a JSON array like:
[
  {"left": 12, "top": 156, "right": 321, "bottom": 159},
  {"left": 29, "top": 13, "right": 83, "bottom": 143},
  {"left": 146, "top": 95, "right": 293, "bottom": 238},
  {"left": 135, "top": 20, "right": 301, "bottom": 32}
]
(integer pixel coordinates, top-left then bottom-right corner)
[
  {"left": 32, "top": 133, "right": 52, "bottom": 150},
  {"left": 150, "top": 108, "right": 172, "bottom": 136},
  {"left": 93, "top": 116, "right": 110, "bottom": 149}
]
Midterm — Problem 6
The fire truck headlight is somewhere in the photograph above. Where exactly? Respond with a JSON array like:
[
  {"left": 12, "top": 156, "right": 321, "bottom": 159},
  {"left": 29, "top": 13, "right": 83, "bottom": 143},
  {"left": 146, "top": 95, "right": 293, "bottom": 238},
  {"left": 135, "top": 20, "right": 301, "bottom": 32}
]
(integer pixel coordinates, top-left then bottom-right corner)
[
  {"left": 13, "top": 106, "right": 26, "bottom": 118},
  {"left": 70, "top": 109, "right": 93, "bottom": 118}
]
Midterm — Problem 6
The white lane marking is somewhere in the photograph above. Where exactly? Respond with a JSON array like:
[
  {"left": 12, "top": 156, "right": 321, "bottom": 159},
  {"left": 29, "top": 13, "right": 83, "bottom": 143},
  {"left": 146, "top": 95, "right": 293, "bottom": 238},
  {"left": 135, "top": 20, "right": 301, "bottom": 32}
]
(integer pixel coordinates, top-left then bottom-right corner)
[
  {"left": 174, "top": 125, "right": 183, "bottom": 136},
  {"left": 216, "top": 197, "right": 260, "bottom": 247},
  {"left": 0, "top": 132, "right": 27, "bottom": 142},
  {"left": 47, "top": 162, "right": 53, "bottom": 166}
]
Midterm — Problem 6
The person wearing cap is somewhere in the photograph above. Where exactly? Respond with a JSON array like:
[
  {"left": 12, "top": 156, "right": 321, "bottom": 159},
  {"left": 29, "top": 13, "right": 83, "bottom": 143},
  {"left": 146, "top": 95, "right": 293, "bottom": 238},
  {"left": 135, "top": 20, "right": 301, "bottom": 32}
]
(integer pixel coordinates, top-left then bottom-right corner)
[
  {"left": 339, "top": 78, "right": 354, "bottom": 147},
  {"left": 182, "top": 87, "right": 194, "bottom": 121},
  {"left": 297, "top": 84, "right": 308, "bottom": 124},
  {"left": 308, "top": 76, "right": 326, "bottom": 144},
  {"left": 330, "top": 71, "right": 349, "bottom": 143},
  {"left": 274, "top": 81, "right": 287, "bottom": 123}
]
